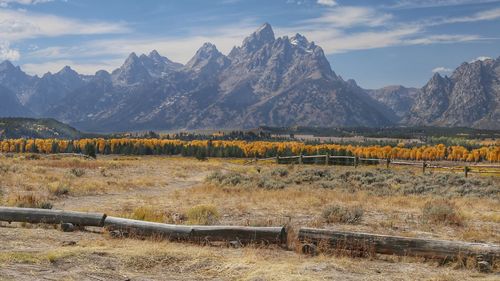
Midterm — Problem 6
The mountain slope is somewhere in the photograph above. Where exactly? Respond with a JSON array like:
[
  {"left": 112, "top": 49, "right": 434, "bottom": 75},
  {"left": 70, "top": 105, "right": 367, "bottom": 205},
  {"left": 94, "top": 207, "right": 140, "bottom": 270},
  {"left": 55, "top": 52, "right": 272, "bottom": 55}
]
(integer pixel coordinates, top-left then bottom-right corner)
[
  {"left": 367, "top": 85, "right": 420, "bottom": 118},
  {"left": 1, "top": 23, "right": 497, "bottom": 131},
  {"left": 405, "top": 57, "right": 500, "bottom": 129},
  {"left": 22, "top": 23, "right": 393, "bottom": 132},
  {"left": 0, "top": 85, "right": 32, "bottom": 117},
  {"left": 0, "top": 118, "right": 84, "bottom": 139},
  {"left": 177, "top": 24, "right": 393, "bottom": 129}
]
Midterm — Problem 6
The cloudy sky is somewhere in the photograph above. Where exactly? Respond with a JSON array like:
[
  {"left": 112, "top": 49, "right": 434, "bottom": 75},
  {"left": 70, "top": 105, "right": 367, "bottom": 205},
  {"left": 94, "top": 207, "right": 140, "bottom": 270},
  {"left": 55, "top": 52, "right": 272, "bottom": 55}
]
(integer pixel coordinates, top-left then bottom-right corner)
[{"left": 0, "top": 0, "right": 499, "bottom": 88}]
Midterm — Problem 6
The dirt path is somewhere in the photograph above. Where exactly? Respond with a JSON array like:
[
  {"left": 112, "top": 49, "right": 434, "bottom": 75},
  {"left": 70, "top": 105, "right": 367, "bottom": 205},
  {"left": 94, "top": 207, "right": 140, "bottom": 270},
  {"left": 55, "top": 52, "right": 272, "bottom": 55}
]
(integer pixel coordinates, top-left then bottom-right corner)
[{"left": 52, "top": 171, "right": 210, "bottom": 213}]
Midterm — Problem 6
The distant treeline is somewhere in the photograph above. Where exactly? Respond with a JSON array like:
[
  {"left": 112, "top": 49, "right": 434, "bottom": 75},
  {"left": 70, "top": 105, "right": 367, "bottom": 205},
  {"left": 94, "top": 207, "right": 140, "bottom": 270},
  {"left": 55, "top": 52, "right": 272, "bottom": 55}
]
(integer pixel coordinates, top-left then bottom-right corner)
[
  {"left": 112, "top": 130, "right": 279, "bottom": 142},
  {"left": 1, "top": 139, "right": 498, "bottom": 162},
  {"left": 260, "top": 126, "right": 500, "bottom": 140}
]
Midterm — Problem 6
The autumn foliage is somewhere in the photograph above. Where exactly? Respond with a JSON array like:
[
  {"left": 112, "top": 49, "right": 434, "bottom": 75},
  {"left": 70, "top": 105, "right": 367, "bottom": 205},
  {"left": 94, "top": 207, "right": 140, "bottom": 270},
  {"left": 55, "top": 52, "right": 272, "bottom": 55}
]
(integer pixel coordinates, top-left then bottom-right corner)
[{"left": 0, "top": 138, "right": 498, "bottom": 162}]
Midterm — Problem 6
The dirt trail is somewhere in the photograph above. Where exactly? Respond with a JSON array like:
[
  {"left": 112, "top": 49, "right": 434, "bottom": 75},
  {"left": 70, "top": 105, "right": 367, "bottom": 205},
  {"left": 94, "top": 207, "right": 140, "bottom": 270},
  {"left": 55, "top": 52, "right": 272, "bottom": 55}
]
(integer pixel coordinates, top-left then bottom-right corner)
[{"left": 53, "top": 171, "right": 210, "bottom": 213}]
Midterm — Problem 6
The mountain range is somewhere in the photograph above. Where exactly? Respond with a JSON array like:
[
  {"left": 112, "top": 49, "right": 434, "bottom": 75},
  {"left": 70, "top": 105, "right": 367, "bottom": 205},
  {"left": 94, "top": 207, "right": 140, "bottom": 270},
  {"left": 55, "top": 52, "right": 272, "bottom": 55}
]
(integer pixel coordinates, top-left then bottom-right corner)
[{"left": 0, "top": 23, "right": 498, "bottom": 132}]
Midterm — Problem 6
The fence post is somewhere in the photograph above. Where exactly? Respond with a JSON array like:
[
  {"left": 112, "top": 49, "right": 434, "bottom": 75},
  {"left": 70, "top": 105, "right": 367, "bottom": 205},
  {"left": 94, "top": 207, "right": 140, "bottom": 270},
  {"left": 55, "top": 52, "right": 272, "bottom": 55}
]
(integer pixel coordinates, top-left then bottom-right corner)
[
  {"left": 299, "top": 154, "right": 303, "bottom": 165},
  {"left": 464, "top": 165, "right": 469, "bottom": 178},
  {"left": 276, "top": 155, "right": 280, "bottom": 164},
  {"left": 325, "top": 153, "right": 329, "bottom": 166},
  {"left": 354, "top": 156, "right": 358, "bottom": 168},
  {"left": 422, "top": 161, "right": 426, "bottom": 174},
  {"left": 386, "top": 158, "right": 390, "bottom": 169}
]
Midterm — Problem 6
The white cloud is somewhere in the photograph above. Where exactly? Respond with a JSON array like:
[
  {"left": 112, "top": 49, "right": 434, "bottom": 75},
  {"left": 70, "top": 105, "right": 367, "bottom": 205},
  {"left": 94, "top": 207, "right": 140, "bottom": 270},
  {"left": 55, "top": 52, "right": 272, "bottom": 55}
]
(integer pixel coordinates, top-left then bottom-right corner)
[
  {"left": 302, "top": 27, "right": 422, "bottom": 53},
  {"left": 404, "top": 34, "right": 482, "bottom": 45},
  {"left": 0, "top": 8, "right": 129, "bottom": 41},
  {"left": 432, "top": 66, "right": 453, "bottom": 73},
  {"left": 389, "top": 0, "right": 500, "bottom": 9},
  {"left": 310, "top": 30, "right": 483, "bottom": 54},
  {"left": 303, "top": 6, "right": 392, "bottom": 27},
  {"left": 470, "top": 56, "right": 492, "bottom": 62},
  {"left": 0, "top": 41, "right": 20, "bottom": 61},
  {"left": 27, "top": 21, "right": 258, "bottom": 65},
  {"left": 281, "top": 4, "right": 489, "bottom": 55},
  {"left": 444, "top": 8, "right": 500, "bottom": 23},
  {"left": 0, "top": 0, "right": 53, "bottom": 7},
  {"left": 316, "top": 0, "right": 337, "bottom": 7},
  {"left": 17, "top": 4, "right": 499, "bottom": 75}
]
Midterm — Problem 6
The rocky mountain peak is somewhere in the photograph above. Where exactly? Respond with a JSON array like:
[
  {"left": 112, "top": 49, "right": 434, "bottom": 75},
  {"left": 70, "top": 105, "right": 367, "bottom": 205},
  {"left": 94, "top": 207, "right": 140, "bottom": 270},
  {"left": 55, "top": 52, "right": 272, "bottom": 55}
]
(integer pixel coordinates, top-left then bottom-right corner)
[
  {"left": 241, "top": 23, "right": 275, "bottom": 53},
  {"left": 148, "top": 50, "right": 162, "bottom": 60},
  {"left": 290, "top": 33, "right": 309, "bottom": 47},
  {"left": 123, "top": 52, "right": 140, "bottom": 68},
  {"left": 425, "top": 72, "right": 451, "bottom": 90},
  {"left": 56, "top": 66, "right": 79, "bottom": 78},
  {"left": 430, "top": 72, "right": 444, "bottom": 80},
  {"left": 146, "top": 49, "right": 175, "bottom": 65},
  {"left": 0, "top": 60, "right": 27, "bottom": 81},
  {"left": 2, "top": 23, "right": 498, "bottom": 130},
  {"left": 196, "top": 43, "right": 219, "bottom": 57},
  {"left": 0, "top": 60, "right": 32, "bottom": 95},
  {"left": 0, "top": 60, "right": 16, "bottom": 72},
  {"left": 405, "top": 55, "right": 499, "bottom": 129},
  {"left": 112, "top": 52, "right": 151, "bottom": 84},
  {"left": 95, "top": 70, "right": 111, "bottom": 79},
  {"left": 185, "top": 43, "right": 229, "bottom": 73}
]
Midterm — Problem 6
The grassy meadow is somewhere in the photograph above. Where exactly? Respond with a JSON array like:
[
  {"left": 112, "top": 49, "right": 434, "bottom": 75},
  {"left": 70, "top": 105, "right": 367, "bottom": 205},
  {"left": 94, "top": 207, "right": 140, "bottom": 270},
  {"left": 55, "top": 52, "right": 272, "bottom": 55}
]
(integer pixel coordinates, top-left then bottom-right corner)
[{"left": 0, "top": 153, "right": 498, "bottom": 280}]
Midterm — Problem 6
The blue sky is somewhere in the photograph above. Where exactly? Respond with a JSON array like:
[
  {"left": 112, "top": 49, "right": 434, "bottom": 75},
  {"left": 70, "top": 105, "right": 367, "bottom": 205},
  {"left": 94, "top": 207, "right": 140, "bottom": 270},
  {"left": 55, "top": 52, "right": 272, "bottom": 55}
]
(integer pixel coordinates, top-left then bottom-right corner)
[{"left": 0, "top": 0, "right": 499, "bottom": 88}]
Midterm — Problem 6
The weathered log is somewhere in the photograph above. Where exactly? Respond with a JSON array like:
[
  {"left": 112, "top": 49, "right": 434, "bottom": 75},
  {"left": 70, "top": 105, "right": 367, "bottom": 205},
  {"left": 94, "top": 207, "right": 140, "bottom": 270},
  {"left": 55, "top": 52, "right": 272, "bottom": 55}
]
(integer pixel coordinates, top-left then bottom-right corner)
[
  {"left": 358, "top": 158, "right": 382, "bottom": 162},
  {"left": 298, "top": 228, "right": 500, "bottom": 260},
  {"left": 390, "top": 161, "right": 423, "bottom": 166},
  {"left": 329, "top": 156, "right": 355, "bottom": 159},
  {"left": 104, "top": 217, "right": 287, "bottom": 244},
  {"left": 0, "top": 207, "right": 106, "bottom": 227},
  {"left": 103, "top": 216, "right": 193, "bottom": 240},
  {"left": 191, "top": 226, "right": 286, "bottom": 244},
  {"left": 301, "top": 155, "right": 327, "bottom": 159},
  {"left": 278, "top": 156, "right": 300, "bottom": 160}
]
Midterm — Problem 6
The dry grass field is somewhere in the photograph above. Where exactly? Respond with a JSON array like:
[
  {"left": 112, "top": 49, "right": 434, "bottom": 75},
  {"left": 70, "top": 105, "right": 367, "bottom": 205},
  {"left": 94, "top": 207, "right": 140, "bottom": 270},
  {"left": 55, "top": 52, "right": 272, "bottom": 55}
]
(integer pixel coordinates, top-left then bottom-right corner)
[{"left": 0, "top": 154, "right": 498, "bottom": 280}]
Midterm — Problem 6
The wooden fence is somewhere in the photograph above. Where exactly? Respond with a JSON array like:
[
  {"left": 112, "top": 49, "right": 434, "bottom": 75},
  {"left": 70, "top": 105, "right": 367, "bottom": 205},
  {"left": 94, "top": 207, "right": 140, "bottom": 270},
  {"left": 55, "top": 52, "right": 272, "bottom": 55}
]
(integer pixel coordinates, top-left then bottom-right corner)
[{"left": 247, "top": 154, "right": 500, "bottom": 177}]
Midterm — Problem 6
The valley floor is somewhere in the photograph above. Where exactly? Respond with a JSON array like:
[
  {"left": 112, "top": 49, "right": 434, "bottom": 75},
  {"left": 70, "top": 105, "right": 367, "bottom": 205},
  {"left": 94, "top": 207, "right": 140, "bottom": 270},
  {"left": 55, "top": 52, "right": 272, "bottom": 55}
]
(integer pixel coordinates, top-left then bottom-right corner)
[{"left": 0, "top": 155, "right": 498, "bottom": 280}]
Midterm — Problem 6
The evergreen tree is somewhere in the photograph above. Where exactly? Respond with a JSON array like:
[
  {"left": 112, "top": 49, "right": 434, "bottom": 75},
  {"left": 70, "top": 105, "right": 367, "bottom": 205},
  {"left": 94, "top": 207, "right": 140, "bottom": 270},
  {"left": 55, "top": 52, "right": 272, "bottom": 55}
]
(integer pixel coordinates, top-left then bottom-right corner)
[{"left": 84, "top": 143, "right": 97, "bottom": 159}]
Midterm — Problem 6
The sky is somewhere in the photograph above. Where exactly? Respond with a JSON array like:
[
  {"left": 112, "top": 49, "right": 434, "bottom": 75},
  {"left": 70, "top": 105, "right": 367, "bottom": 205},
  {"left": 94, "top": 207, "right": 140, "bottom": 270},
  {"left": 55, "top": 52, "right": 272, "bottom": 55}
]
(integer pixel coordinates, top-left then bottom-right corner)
[{"left": 0, "top": 0, "right": 499, "bottom": 89}]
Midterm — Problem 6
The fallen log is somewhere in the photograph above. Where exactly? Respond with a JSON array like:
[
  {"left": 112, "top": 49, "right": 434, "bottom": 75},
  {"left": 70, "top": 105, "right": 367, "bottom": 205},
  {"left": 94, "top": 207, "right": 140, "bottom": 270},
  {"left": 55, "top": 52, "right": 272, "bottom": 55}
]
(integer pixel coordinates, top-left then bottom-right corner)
[
  {"left": 103, "top": 216, "right": 193, "bottom": 240},
  {"left": 298, "top": 228, "right": 500, "bottom": 260},
  {"left": 104, "top": 217, "right": 286, "bottom": 244},
  {"left": 0, "top": 207, "right": 106, "bottom": 227},
  {"left": 191, "top": 226, "right": 286, "bottom": 244}
]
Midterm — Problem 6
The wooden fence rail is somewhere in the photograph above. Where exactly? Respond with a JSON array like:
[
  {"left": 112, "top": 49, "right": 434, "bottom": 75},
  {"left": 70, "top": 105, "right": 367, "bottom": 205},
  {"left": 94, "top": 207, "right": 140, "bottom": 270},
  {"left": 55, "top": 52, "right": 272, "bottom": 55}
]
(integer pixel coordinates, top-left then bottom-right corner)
[
  {"left": 298, "top": 228, "right": 500, "bottom": 261},
  {"left": 252, "top": 154, "right": 500, "bottom": 177}
]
